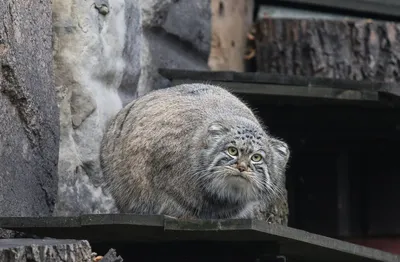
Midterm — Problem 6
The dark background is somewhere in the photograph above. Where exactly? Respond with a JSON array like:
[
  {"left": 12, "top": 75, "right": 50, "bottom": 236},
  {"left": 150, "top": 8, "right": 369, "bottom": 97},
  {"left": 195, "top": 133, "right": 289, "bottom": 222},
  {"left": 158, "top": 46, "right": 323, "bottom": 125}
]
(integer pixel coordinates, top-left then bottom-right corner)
[{"left": 238, "top": 92, "right": 400, "bottom": 239}]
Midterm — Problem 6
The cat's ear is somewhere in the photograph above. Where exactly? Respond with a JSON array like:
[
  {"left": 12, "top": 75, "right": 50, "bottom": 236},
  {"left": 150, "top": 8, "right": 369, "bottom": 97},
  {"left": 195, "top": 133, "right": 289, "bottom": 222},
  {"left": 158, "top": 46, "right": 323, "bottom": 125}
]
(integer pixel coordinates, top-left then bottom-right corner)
[
  {"left": 269, "top": 137, "right": 290, "bottom": 168},
  {"left": 206, "top": 122, "right": 229, "bottom": 145},
  {"left": 208, "top": 122, "right": 228, "bottom": 136}
]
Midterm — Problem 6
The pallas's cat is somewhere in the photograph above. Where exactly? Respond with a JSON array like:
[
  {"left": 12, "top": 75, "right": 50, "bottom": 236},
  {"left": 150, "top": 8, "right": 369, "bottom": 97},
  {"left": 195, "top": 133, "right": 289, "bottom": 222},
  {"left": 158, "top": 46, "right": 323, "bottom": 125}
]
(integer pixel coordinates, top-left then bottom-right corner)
[{"left": 100, "top": 84, "right": 290, "bottom": 219}]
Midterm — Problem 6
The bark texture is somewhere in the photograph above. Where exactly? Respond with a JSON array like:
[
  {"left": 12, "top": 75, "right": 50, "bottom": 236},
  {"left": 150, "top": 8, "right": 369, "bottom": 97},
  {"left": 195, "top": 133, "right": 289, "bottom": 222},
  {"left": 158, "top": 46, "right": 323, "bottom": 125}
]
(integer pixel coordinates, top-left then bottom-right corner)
[
  {"left": 255, "top": 18, "right": 400, "bottom": 83},
  {"left": 0, "top": 239, "right": 92, "bottom": 262}
]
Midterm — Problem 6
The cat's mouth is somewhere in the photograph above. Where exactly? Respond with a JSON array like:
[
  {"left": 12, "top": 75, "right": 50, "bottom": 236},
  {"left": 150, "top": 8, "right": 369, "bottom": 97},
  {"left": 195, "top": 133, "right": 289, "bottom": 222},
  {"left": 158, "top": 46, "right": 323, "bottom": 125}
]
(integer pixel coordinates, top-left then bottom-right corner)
[{"left": 223, "top": 166, "right": 252, "bottom": 181}]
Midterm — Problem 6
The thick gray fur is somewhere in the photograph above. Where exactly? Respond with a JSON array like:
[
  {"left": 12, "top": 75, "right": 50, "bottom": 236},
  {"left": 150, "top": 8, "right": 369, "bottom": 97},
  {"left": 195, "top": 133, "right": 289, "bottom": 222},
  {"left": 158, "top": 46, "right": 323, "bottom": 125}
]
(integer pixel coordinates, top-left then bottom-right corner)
[{"left": 100, "top": 84, "right": 290, "bottom": 219}]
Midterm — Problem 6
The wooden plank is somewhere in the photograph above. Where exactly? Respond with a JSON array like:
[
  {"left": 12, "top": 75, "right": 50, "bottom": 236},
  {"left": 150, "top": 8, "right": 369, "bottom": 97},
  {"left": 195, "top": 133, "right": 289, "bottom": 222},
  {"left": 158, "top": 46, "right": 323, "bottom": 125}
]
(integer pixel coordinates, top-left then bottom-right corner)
[
  {"left": 159, "top": 69, "right": 400, "bottom": 107},
  {"left": 1, "top": 214, "right": 399, "bottom": 261},
  {"left": 159, "top": 68, "right": 399, "bottom": 93},
  {"left": 349, "top": 238, "right": 400, "bottom": 255},
  {"left": 266, "top": 0, "right": 400, "bottom": 19},
  {"left": 170, "top": 79, "right": 381, "bottom": 107},
  {"left": 256, "top": 5, "right": 356, "bottom": 21}
]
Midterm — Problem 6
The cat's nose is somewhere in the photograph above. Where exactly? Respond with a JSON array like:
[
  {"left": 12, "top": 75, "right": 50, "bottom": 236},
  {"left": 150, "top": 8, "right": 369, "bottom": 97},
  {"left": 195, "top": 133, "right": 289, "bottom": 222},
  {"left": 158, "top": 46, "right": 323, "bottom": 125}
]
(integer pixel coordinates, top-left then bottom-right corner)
[{"left": 237, "top": 162, "right": 247, "bottom": 172}]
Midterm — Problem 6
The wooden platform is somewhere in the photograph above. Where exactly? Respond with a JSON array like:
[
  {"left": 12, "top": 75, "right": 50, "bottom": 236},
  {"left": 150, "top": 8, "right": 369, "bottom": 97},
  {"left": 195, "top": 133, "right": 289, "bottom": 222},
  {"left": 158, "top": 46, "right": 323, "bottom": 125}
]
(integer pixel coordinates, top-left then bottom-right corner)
[
  {"left": 264, "top": 0, "right": 400, "bottom": 20},
  {"left": 158, "top": 69, "right": 400, "bottom": 108},
  {"left": 0, "top": 214, "right": 399, "bottom": 262}
]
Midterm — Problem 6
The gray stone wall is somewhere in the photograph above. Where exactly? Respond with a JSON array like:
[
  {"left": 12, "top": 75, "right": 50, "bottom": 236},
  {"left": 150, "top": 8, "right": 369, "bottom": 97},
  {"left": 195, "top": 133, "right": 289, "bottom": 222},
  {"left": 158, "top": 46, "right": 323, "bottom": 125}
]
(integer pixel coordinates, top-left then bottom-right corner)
[
  {"left": 53, "top": 0, "right": 211, "bottom": 215},
  {"left": 0, "top": 0, "right": 59, "bottom": 217},
  {"left": 0, "top": 0, "right": 287, "bottom": 224}
]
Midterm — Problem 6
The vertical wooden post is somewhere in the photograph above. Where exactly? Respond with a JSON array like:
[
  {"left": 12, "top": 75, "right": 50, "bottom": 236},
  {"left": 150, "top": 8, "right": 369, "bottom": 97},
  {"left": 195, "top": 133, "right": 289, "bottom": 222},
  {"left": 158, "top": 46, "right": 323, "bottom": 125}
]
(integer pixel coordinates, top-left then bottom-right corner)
[{"left": 208, "top": 0, "right": 254, "bottom": 72}]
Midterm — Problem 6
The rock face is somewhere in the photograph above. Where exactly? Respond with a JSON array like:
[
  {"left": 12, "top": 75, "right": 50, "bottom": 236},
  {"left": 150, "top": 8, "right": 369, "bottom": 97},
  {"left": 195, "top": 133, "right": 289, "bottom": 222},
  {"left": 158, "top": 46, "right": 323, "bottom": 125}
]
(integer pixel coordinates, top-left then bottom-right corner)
[
  {"left": 120, "top": 0, "right": 211, "bottom": 104},
  {"left": 0, "top": 0, "right": 59, "bottom": 217},
  {"left": 53, "top": 0, "right": 125, "bottom": 216},
  {"left": 53, "top": 0, "right": 211, "bottom": 215},
  {"left": 0, "top": 239, "right": 92, "bottom": 262}
]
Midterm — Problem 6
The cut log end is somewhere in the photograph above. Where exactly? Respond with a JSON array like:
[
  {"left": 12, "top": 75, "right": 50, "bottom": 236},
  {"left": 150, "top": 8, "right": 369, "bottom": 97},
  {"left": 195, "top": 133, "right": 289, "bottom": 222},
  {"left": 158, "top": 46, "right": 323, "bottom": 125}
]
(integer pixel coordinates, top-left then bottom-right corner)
[
  {"left": 254, "top": 18, "right": 400, "bottom": 83},
  {"left": 0, "top": 239, "right": 92, "bottom": 262}
]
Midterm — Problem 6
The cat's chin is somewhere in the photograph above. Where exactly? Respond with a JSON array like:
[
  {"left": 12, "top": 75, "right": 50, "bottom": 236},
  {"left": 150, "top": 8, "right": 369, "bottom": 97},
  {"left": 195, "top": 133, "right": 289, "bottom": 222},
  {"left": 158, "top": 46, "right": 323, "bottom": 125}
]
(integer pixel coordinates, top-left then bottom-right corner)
[
  {"left": 225, "top": 174, "right": 251, "bottom": 188},
  {"left": 214, "top": 181, "right": 257, "bottom": 205},
  {"left": 225, "top": 176, "right": 252, "bottom": 191},
  {"left": 215, "top": 171, "right": 257, "bottom": 203},
  {"left": 204, "top": 167, "right": 259, "bottom": 204}
]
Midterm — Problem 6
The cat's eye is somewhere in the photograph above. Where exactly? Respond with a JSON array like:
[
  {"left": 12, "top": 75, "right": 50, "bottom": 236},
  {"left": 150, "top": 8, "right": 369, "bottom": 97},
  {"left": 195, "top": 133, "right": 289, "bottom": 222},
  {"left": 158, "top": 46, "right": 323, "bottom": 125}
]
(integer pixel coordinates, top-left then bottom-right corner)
[
  {"left": 251, "top": 154, "right": 263, "bottom": 162},
  {"left": 227, "top": 147, "right": 238, "bottom": 156}
]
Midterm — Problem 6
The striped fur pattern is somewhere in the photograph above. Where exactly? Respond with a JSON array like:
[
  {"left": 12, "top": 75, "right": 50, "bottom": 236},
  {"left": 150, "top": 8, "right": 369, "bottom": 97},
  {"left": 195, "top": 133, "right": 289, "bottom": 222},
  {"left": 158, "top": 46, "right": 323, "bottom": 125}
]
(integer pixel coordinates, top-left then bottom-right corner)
[{"left": 100, "top": 84, "right": 290, "bottom": 219}]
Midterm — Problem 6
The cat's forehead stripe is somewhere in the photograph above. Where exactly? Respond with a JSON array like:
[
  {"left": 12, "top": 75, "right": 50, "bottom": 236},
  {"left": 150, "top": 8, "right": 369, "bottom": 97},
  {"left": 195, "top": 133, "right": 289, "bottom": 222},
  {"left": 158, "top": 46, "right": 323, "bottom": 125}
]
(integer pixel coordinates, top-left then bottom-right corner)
[
  {"left": 234, "top": 126, "right": 263, "bottom": 137},
  {"left": 228, "top": 124, "right": 266, "bottom": 150},
  {"left": 233, "top": 138, "right": 263, "bottom": 150}
]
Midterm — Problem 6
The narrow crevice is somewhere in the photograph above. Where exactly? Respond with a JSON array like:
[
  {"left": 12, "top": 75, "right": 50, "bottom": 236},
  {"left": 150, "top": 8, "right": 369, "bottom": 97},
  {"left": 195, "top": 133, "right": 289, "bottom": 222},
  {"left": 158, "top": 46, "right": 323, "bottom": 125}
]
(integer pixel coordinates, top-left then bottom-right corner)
[{"left": 0, "top": 64, "right": 41, "bottom": 149}]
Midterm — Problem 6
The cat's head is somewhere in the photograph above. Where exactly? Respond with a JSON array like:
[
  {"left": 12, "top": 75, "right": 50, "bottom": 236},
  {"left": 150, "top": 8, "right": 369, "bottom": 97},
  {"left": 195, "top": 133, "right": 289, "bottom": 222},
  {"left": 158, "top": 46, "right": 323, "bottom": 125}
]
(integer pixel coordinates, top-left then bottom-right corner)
[{"left": 196, "top": 119, "right": 290, "bottom": 205}]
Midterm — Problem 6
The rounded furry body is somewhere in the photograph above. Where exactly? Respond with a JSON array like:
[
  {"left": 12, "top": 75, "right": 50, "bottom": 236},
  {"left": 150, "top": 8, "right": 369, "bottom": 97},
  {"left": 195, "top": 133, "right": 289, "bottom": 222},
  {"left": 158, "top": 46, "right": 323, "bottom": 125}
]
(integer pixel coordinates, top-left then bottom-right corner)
[{"left": 100, "top": 84, "right": 290, "bottom": 219}]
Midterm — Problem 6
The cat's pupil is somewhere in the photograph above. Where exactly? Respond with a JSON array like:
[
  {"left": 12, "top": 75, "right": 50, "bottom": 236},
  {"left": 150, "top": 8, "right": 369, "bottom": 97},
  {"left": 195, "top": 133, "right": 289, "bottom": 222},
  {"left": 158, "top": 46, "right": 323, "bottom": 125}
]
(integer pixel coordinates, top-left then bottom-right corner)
[{"left": 228, "top": 147, "right": 238, "bottom": 155}]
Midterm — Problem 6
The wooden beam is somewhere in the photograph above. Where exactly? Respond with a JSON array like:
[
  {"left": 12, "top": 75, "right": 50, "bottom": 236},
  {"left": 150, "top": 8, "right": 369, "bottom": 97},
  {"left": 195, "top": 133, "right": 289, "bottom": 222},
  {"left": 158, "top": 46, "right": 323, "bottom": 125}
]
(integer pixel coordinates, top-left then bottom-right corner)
[
  {"left": 0, "top": 214, "right": 399, "bottom": 261},
  {"left": 171, "top": 79, "right": 379, "bottom": 102},
  {"left": 263, "top": 0, "right": 400, "bottom": 19},
  {"left": 208, "top": 0, "right": 254, "bottom": 72},
  {"left": 254, "top": 18, "right": 400, "bottom": 88}
]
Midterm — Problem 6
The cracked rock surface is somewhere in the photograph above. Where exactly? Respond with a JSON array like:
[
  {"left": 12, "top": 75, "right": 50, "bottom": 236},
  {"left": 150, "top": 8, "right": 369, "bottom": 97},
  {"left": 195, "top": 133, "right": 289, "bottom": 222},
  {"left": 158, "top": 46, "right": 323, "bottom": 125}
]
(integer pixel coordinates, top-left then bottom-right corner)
[
  {"left": 53, "top": 0, "right": 211, "bottom": 216},
  {"left": 0, "top": 239, "right": 92, "bottom": 262},
  {"left": 0, "top": 0, "right": 58, "bottom": 217}
]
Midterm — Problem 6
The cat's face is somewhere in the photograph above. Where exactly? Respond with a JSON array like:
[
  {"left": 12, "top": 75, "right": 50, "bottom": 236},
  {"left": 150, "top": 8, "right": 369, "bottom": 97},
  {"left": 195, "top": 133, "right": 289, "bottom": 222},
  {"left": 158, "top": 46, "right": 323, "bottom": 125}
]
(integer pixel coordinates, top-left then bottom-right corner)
[{"left": 198, "top": 121, "right": 290, "bottom": 204}]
